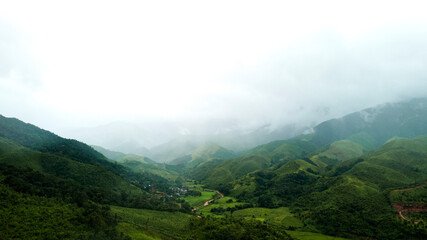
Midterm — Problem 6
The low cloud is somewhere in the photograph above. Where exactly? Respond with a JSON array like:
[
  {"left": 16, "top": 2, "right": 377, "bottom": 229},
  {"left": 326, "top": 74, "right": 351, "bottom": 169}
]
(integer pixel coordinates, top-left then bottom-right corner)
[{"left": 1, "top": 2, "right": 427, "bottom": 136}]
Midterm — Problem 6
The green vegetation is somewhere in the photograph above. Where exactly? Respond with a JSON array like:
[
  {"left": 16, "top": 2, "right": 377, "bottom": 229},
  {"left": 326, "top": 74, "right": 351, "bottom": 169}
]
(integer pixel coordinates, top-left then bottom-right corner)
[
  {"left": 2, "top": 99, "right": 427, "bottom": 239},
  {"left": 0, "top": 176, "right": 130, "bottom": 239},
  {"left": 0, "top": 115, "right": 120, "bottom": 171},
  {"left": 111, "top": 206, "right": 193, "bottom": 239},
  {"left": 170, "top": 142, "right": 235, "bottom": 168},
  {"left": 190, "top": 138, "right": 319, "bottom": 191},
  {"left": 390, "top": 184, "right": 427, "bottom": 203},
  {"left": 291, "top": 176, "right": 403, "bottom": 238},
  {"left": 91, "top": 145, "right": 126, "bottom": 161},
  {"left": 116, "top": 223, "right": 161, "bottom": 240},
  {"left": 342, "top": 136, "right": 427, "bottom": 190},
  {"left": 229, "top": 169, "right": 320, "bottom": 207},
  {"left": 117, "top": 154, "right": 156, "bottom": 164},
  {"left": 225, "top": 136, "right": 427, "bottom": 239},
  {"left": 287, "top": 231, "right": 349, "bottom": 240},
  {"left": 0, "top": 137, "right": 142, "bottom": 197},
  {"left": 233, "top": 207, "right": 303, "bottom": 228},
  {"left": 347, "top": 132, "right": 377, "bottom": 151},
  {"left": 111, "top": 205, "right": 294, "bottom": 240},
  {"left": 120, "top": 159, "right": 180, "bottom": 181},
  {"left": 196, "top": 154, "right": 272, "bottom": 189},
  {"left": 91, "top": 146, "right": 180, "bottom": 183},
  {"left": 311, "top": 99, "right": 427, "bottom": 148},
  {"left": 149, "top": 138, "right": 201, "bottom": 163},
  {"left": 314, "top": 140, "right": 364, "bottom": 162},
  {"left": 188, "top": 217, "right": 292, "bottom": 240},
  {"left": 198, "top": 197, "right": 251, "bottom": 217},
  {"left": 404, "top": 212, "right": 427, "bottom": 224},
  {"left": 180, "top": 190, "right": 216, "bottom": 207},
  {"left": 273, "top": 159, "right": 320, "bottom": 176}
]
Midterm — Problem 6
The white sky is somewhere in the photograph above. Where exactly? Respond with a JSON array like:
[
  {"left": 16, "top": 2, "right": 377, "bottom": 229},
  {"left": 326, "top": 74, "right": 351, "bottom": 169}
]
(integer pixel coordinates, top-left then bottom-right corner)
[{"left": 1, "top": 0, "right": 427, "bottom": 132}]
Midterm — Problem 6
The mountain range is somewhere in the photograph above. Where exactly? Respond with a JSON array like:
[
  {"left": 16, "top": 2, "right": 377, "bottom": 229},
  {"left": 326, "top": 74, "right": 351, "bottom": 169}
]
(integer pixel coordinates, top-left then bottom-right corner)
[
  {"left": 64, "top": 119, "right": 308, "bottom": 162},
  {"left": 1, "top": 98, "right": 427, "bottom": 239}
]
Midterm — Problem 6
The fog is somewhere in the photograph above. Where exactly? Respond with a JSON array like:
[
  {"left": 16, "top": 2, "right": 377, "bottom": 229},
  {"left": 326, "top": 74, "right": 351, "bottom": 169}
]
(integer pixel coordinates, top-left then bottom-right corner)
[{"left": 1, "top": 1, "right": 427, "bottom": 150}]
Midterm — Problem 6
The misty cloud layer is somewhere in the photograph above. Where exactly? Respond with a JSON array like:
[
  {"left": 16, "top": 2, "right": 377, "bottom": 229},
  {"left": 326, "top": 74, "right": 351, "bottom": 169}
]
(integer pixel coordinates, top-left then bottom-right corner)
[
  {"left": 1, "top": 1, "right": 427, "bottom": 140},
  {"left": 209, "top": 25, "right": 427, "bottom": 128}
]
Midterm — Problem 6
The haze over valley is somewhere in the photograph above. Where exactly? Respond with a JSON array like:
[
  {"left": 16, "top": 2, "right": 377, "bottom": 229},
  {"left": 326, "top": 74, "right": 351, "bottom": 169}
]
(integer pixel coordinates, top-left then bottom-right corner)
[{"left": 1, "top": 1, "right": 427, "bottom": 240}]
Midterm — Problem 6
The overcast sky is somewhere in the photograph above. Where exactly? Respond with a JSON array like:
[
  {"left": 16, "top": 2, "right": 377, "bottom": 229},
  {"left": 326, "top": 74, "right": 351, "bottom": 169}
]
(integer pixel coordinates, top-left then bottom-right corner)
[{"left": 1, "top": 0, "right": 427, "bottom": 134}]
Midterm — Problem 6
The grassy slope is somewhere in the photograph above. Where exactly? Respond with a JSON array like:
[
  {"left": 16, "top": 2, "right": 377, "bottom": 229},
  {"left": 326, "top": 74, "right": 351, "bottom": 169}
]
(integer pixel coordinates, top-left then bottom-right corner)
[
  {"left": 200, "top": 154, "right": 271, "bottom": 188},
  {"left": 233, "top": 207, "right": 303, "bottom": 228},
  {"left": 194, "top": 99, "right": 427, "bottom": 196},
  {"left": 193, "top": 138, "right": 318, "bottom": 189},
  {"left": 289, "top": 136, "right": 427, "bottom": 238},
  {"left": 274, "top": 159, "right": 320, "bottom": 176},
  {"left": 112, "top": 202, "right": 295, "bottom": 240},
  {"left": 91, "top": 146, "right": 179, "bottom": 181},
  {"left": 229, "top": 157, "right": 320, "bottom": 205},
  {"left": 248, "top": 138, "right": 318, "bottom": 160},
  {"left": 287, "top": 231, "right": 349, "bottom": 240},
  {"left": 111, "top": 205, "right": 193, "bottom": 240},
  {"left": 118, "top": 155, "right": 156, "bottom": 164},
  {"left": 226, "top": 136, "right": 427, "bottom": 239},
  {"left": 91, "top": 145, "right": 126, "bottom": 160},
  {"left": 179, "top": 191, "right": 217, "bottom": 208},
  {"left": 292, "top": 175, "right": 401, "bottom": 238},
  {"left": 316, "top": 140, "right": 364, "bottom": 162},
  {"left": 183, "top": 142, "right": 236, "bottom": 168},
  {"left": 343, "top": 136, "right": 427, "bottom": 190},
  {"left": 120, "top": 160, "right": 179, "bottom": 181}
]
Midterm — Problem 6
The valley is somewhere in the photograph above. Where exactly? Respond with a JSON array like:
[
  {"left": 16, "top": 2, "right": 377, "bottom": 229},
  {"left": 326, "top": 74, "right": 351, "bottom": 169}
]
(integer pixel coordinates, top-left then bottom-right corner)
[
  {"left": 1, "top": 99, "right": 427, "bottom": 239},
  {"left": 3, "top": 1, "right": 427, "bottom": 238}
]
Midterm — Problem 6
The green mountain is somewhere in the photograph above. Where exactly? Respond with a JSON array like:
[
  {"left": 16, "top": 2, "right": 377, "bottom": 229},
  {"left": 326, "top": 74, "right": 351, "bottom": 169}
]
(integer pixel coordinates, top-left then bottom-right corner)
[
  {"left": 149, "top": 138, "right": 201, "bottom": 163},
  {"left": 170, "top": 142, "right": 236, "bottom": 167},
  {"left": 292, "top": 140, "right": 427, "bottom": 238},
  {"left": 194, "top": 154, "right": 271, "bottom": 188},
  {"left": 0, "top": 115, "right": 130, "bottom": 178},
  {"left": 189, "top": 99, "right": 427, "bottom": 239},
  {"left": 90, "top": 144, "right": 179, "bottom": 181},
  {"left": 311, "top": 98, "right": 427, "bottom": 148},
  {"left": 120, "top": 160, "right": 181, "bottom": 181},
  {"left": 0, "top": 136, "right": 141, "bottom": 195},
  {"left": 2, "top": 98, "right": 427, "bottom": 239},
  {"left": 222, "top": 135, "right": 427, "bottom": 239},
  {"left": 0, "top": 114, "right": 196, "bottom": 238},
  {"left": 192, "top": 137, "right": 318, "bottom": 189},
  {"left": 91, "top": 144, "right": 126, "bottom": 160},
  {"left": 196, "top": 99, "right": 427, "bottom": 191},
  {"left": 247, "top": 98, "right": 427, "bottom": 162},
  {"left": 338, "top": 136, "right": 427, "bottom": 189},
  {"left": 0, "top": 116, "right": 293, "bottom": 239},
  {"left": 116, "top": 154, "right": 156, "bottom": 165}
]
